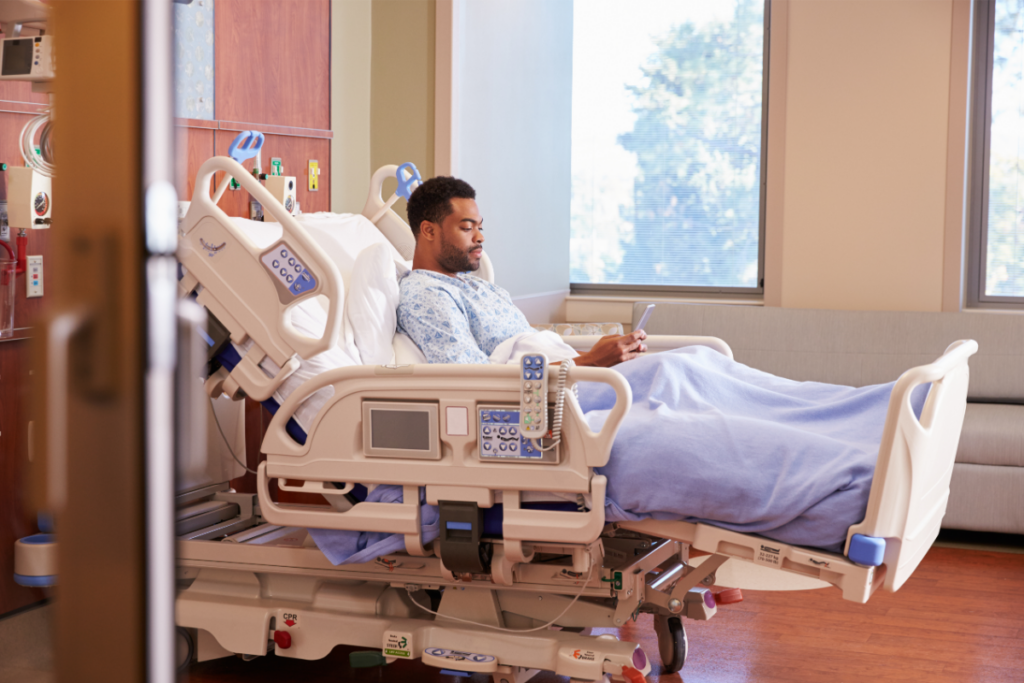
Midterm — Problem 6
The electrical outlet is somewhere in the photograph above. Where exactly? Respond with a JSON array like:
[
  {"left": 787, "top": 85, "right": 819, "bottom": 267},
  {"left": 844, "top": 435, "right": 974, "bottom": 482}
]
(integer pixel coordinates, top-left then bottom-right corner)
[
  {"left": 308, "top": 160, "right": 319, "bottom": 191},
  {"left": 26, "top": 255, "right": 42, "bottom": 298}
]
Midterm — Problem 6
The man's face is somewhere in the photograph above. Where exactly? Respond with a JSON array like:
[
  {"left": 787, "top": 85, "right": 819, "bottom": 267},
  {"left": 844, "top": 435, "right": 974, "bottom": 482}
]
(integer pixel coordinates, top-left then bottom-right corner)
[{"left": 435, "top": 197, "right": 484, "bottom": 274}]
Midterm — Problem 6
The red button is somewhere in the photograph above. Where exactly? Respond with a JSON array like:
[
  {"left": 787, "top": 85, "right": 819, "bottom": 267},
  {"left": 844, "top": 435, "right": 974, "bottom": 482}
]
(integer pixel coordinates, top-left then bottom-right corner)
[{"left": 273, "top": 630, "right": 291, "bottom": 649}]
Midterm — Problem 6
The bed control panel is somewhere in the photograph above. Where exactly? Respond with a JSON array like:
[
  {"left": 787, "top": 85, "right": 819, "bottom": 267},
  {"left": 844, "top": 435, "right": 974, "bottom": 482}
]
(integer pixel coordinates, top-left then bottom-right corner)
[
  {"left": 260, "top": 241, "right": 318, "bottom": 301},
  {"left": 478, "top": 406, "right": 559, "bottom": 464},
  {"left": 520, "top": 354, "right": 549, "bottom": 437}
]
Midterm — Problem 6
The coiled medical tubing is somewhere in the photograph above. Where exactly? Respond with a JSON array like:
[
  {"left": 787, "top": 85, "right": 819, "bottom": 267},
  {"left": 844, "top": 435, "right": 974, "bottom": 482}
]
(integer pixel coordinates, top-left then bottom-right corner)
[{"left": 20, "top": 110, "right": 55, "bottom": 177}]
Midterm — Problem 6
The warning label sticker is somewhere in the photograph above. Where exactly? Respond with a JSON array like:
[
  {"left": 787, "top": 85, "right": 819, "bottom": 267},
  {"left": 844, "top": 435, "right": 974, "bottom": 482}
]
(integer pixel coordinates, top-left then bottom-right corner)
[
  {"left": 281, "top": 612, "right": 299, "bottom": 628},
  {"left": 383, "top": 631, "right": 413, "bottom": 659},
  {"left": 756, "top": 544, "right": 781, "bottom": 566}
]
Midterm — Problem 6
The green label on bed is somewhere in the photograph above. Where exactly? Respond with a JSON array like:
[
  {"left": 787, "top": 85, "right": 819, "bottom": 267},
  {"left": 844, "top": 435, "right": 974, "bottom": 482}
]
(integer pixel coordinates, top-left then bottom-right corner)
[
  {"left": 383, "top": 631, "right": 413, "bottom": 659},
  {"left": 613, "top": 571, "right": 623, "bottom": 591}
]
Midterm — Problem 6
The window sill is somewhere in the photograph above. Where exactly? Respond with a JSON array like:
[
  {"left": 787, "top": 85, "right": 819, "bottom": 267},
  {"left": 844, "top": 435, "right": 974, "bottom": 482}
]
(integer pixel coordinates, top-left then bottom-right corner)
[{"left": 565, "top": 293, "right": 763, "bottom": 326}]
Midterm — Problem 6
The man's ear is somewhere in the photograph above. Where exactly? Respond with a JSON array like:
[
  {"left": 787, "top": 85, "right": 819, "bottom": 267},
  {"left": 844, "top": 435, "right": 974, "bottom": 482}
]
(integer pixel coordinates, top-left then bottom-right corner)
[{"left": 419, "top": 220, "right": 438, "bottom": 241}]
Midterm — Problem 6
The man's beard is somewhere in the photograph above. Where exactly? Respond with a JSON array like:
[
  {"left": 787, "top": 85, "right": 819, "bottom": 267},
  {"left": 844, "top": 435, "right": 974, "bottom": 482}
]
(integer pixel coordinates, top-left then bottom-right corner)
[{"left": 439, "top": 231, "right": 481, "bottom": 273}]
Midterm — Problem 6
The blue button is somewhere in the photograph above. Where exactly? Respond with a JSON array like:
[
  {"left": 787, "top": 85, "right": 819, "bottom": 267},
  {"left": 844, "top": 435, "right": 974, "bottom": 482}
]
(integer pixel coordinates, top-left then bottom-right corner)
[
  {"left": 483, "top": 442, "right": 491, "bottom": 451},
  {"left": 288, "top": 257, "right": 296, "bottom": 266},
  {"left": 499, "top": 443, "right": 507, "bottom": 451},
  {"left": 482, "top": 413, "right": 490, "bottom": 421},
  {"left": 272, "top": 260, "right": 280, "bottom": 268},
  {"left": 482, "top": 426, "right": 491, "bottom": 435},
  {"left": 524, "top": 371, "right": 533, "bottom": 380},
  {"left": 295, "top": 264, "right": 302, "bottom": 272},
  {"left": 280, "top": 249, "right": 287, "bottom": 257},
  {"left": 510, "top": 442, "right": 518, "bottom": 452},
  {"left": 286, "top": 275, "right": 294, "bottom": 283}
]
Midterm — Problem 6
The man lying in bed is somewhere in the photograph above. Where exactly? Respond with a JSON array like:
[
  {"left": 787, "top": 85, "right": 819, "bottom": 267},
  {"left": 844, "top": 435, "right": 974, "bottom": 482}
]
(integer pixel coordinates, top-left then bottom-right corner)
[
  {"left": 396, "top": 176, "right": 648, "bottom": 367},
  {"left": 394, "top": 176, "right": 926, "bottom": 554}
]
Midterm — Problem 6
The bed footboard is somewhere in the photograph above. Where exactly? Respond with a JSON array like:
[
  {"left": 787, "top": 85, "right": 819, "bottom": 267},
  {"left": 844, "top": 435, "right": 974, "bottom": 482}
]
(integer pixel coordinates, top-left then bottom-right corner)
[{"left": 846, "top": 339, "right": 978, "bottom": 592}]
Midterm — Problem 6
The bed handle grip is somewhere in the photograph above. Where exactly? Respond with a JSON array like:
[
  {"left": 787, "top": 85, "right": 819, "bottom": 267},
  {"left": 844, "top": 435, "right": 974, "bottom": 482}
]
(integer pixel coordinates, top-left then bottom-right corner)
[
  {"left": 187, "top": 156, "right": 344, "bottom": 363},
  {"left": 258, "top": 463, "right": 423, "bottom": 535},
  {"left": 566, "top": 366, "right": 632, "bottom": 468}
]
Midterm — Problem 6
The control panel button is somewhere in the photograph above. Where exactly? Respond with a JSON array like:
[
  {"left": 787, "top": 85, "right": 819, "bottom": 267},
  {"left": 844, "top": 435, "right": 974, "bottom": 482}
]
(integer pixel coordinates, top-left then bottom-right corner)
[
  {"left": 482, "top": 426, "right": 491, "bottom": 435},
  {"left": 509, "top": 427, "right": 518, "bottom": 436},
  {"left": 498, "top": 427, "right": 507, "bottom": 436},
  {"left": 510, "top": 442, "right": 518, "bottom": 452},
  {"left": 483, "top": 442, "right": 491, "bottom": 451},
  {"left": 499, "top": 443, "right": 507, "bottom": 451}
]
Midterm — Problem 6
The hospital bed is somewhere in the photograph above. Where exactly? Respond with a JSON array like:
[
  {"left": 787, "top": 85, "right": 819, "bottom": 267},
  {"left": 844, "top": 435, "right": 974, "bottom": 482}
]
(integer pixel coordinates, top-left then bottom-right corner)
[{"left": 173, "top": 156, "right": 977, "bottom": 681}]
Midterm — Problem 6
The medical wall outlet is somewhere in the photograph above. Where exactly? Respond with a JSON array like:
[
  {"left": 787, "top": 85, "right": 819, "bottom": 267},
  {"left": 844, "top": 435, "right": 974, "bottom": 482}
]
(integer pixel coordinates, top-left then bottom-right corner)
[
  {"left": 308, "top": 160, "right": 319, "bottom": 191},
  {"left": 25, "top": 254, "right": 41, "bottom": 297},
  {"left": 260, "top": 242, "right": 317, "bottom": 301},
  {"left": 8, "top": 166, "right": 50, "bottom": 230},
  {"left": 0, "top": 35, "right": 54, "bottom": 83},
  {"left": 265, "top": 175, "right": 298, "bottom": 215},
  {"left": 520, "top": 354, "right": 548, "bottom": 437},
  {"left": 478, "top": 406, "right": 558, "bottom": 464}
]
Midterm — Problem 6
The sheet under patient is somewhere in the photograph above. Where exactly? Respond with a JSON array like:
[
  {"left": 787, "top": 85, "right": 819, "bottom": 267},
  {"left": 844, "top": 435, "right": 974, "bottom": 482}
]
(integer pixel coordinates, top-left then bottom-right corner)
[{"left": 304, "top": 340, "right": 927, "bottom": 564}]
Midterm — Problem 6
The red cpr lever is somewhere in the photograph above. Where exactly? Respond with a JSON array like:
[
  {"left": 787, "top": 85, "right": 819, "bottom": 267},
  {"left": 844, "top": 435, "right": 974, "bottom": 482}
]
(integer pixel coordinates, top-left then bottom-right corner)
[{"left": 273, "top": 630, "right": 292, "bottom": 649}]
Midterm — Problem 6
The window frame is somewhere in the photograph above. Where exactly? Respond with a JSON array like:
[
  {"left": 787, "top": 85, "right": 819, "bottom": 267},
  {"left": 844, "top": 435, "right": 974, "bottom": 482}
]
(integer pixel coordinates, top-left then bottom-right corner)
[
  {"left": 569, "top": 0, "right": 771, "bottom": 298},
  {"left": 967, "top": 0, "right": 1024, "bottom": 308}
]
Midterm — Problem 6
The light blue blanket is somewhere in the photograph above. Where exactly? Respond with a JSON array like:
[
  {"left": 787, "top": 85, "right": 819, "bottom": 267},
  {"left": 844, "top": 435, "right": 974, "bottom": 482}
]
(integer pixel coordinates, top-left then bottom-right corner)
[
  {"left": 580, "top": 346, "right": 925, "bottom": 552},
  {"left": 310, "top": 347, "right": 924, "bottom": 563}
]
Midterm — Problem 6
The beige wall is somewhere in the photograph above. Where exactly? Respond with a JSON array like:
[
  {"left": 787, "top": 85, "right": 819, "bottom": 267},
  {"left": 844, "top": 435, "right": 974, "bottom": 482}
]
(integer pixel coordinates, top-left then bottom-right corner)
[
  {"left": 775, "top": 0, "right": 958, "bottom": 312},
  {"left": 370, "top": 0, "right": 435, "bottom": 221},
  {"left": 331, "top": 0, "right": 435, "bottom": 218},
  {"left": 331, "top": 0, "right": 373, "bottom": 213}
]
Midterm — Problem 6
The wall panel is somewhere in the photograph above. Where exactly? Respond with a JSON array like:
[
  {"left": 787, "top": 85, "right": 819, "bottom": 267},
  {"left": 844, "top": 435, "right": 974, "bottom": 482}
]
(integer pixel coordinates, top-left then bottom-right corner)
[
  {"left": 215, "top": 0, "right": 330, "bottom": 130},
  {"left": 212, "top": 129, "right": 331, "bottom": 217},
  {"left": 176, "top": 125, "right": 215, "bottom": 202},
  {"left": 0, "top": 91, "right": 51, "bottom": 619},
  {"left": 0, "top": 340, "right": 45, "bottom": 613}
]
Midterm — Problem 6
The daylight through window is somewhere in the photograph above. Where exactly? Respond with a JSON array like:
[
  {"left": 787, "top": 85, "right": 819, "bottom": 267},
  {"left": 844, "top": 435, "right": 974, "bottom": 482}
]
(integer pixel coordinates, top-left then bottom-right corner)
[{"left": 570, "top": 0, "right": 768, "bottom": 290}]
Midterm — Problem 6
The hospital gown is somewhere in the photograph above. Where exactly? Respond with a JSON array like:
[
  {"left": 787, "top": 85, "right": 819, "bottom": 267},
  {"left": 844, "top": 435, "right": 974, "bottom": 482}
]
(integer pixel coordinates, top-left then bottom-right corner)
[{"left": 397, "top": 269, "right": 534, "bottom": 364}]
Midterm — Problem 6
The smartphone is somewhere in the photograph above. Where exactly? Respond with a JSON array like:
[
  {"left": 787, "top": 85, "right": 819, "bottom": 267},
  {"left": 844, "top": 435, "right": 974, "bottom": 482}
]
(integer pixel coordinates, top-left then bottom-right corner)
[{"left": 635, "top": 304, "right": 655, "bottom": 332}]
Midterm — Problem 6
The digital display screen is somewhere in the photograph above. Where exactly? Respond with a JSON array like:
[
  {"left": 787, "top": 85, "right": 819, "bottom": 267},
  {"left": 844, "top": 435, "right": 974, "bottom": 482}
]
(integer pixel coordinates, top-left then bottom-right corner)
[
  {"left": 2, "top": 39, "right": 32, "bottom": 76},
  {"left": 370, "top": 409, "right": 430, "bottom": 451}
]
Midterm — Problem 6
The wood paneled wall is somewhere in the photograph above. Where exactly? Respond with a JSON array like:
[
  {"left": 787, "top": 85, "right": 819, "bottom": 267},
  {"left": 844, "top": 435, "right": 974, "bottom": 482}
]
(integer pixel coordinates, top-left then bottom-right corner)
[
  {"left": 175, "top": 0, "right": 334, "bottom": 498},
  {"left": 0, "top": 77, "right": 52, "bottom": 616}
]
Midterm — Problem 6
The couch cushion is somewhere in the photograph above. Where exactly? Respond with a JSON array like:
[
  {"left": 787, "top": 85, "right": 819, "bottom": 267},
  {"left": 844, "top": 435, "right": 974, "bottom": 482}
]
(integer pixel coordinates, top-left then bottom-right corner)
[
  {"left": 635, "top": 303, "right": 1024, "bottom": 403},
  {"left": 955, "top": 404, "right": 1024, "bottom": 468}
]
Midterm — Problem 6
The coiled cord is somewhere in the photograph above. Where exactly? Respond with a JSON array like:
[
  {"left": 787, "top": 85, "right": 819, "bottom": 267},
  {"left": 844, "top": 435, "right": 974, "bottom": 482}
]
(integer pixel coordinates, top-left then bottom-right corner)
[
  {"left": 531, "top": 358, "right": 576, "bottom": 452},
  {"left": 20, "top": 111, "right": 56, "bottom": 177}
]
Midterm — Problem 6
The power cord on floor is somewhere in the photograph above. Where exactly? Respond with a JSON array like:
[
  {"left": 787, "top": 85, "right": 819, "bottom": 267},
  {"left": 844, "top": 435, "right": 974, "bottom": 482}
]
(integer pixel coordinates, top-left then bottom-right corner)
[
  {"left": 405, "top": 563, "right": 595, "bottom": 633},
  {"left": 209, "top": 396, "right": 258, "bottom": 475}
]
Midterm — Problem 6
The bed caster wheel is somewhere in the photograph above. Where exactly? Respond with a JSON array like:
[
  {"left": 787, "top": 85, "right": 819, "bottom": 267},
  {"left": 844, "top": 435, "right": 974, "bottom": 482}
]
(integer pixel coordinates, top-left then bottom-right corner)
[
  {"left": 176, "top": 627, "right": 195, "bottom": 673},
  {"left": 654, "top": 615, "right": 687, "bottom": 673}
]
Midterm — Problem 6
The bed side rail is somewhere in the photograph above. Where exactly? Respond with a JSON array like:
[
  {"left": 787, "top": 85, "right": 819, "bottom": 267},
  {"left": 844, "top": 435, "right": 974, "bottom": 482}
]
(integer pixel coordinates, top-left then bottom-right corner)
[
  {"left": 256, "top": 364, "right": 630, "bottom": 548},
  {"left": 846, "top": 339, "right": 978, "bottom": 592},
  {"left": 178, "top": 156, "right": 343, "bottom": 400},
  {"left": 560, "top": 334, "right": 734, "bottom": 360}
]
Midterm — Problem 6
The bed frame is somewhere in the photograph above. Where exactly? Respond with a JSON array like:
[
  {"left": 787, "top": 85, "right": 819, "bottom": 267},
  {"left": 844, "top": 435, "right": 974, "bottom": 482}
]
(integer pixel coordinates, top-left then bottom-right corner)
[{"left": 171, "top": 157, "right": 977, "bottom": 681}]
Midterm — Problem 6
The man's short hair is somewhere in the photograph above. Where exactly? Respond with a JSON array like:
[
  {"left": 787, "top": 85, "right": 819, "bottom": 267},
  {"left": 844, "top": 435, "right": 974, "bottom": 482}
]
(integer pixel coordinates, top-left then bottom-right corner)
[{"left": 406, "top": 176, "right": 476, "bottom": 237}]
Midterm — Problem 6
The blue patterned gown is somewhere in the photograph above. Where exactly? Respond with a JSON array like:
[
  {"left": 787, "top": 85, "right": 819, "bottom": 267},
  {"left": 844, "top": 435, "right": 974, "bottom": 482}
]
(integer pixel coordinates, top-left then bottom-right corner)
[{"left": 396, "top": 270, "right": 534, "bottom": 364}]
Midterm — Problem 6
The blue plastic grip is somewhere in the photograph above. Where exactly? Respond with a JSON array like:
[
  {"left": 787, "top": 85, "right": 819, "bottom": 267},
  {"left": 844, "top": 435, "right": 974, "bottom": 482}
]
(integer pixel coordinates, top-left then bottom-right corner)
[
  {"left": 395, "top": 162, "right": 422, "bottom": 201},
  {"left": 13, "top": 573, "right": 56, "bottom": 588},
  {"left": 848, "top": 534, "right": 886, "bottom": 566},
  {"left": 37, "top": 511, "right": 54, "bottom": 533},
  {"left": 227, "top": 130, "right": 264, "bottom": 163}
]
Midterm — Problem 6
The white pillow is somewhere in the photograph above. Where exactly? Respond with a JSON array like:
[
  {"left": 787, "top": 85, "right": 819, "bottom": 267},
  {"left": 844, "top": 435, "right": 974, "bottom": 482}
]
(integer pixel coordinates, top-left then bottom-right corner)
[
  {"left": 344, "top": 242, "right": 410, "bottom": 365},
  {"left": 393, "top": 332, "right": 427, "bottom": 364}
]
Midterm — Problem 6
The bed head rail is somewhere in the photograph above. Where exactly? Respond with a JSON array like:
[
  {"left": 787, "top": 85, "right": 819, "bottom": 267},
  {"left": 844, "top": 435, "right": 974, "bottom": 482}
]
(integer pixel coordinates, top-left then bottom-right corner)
[
  {"left": 361, "top": 164, "right": 495, "bottom": 284},
  {"left": 178, "top": 156, "right": 344, "bottom": 401},
  {"left": 846, "top": 339, "right": 978, "bottom": 592}
]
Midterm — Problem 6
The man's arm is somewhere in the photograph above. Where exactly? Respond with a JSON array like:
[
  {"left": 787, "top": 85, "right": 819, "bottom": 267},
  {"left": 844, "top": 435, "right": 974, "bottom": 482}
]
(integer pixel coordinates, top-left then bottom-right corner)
[
  {"left": 570, "top": 330, "right": 648, "bottom": 368},
  {"left": 397, "top": 286, "right": 491, "bottom": 364}
]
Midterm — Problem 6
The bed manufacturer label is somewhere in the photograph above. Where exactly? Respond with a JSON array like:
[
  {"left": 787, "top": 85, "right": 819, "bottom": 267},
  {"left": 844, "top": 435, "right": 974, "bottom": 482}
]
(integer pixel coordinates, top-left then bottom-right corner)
[
  {"left": 756, "top": 544, "right": 781, "bottom": 566},
  {"left": 383, "top": 631, "right": 414, "bottom": 659}
]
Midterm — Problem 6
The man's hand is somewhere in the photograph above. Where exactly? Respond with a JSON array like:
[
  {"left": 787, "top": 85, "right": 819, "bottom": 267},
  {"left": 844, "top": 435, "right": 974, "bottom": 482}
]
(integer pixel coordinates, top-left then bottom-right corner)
[{"left": 574, "top": 330, "right": 648, "bottom": 368}]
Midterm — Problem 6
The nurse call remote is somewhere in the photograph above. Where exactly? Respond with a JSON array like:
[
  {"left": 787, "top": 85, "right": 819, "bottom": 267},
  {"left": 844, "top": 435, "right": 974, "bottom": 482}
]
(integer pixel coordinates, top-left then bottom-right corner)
[{"left": 520, "top": 354, "right": 548, "bottom": 437}]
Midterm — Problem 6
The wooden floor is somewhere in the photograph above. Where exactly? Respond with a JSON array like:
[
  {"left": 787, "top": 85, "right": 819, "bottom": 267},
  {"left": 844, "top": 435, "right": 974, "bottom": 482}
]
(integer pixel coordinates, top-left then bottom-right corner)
[{"left": 186, "top": 546, "right": 1024, "bottom": 683}]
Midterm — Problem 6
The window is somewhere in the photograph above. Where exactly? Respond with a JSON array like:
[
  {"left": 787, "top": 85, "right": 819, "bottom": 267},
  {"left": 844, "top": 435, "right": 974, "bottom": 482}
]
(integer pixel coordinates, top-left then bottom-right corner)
[
  {"left": 570, "top": 0, "right": 769, "bottom": 293},
  {"left": 969, "top": 0, "right": 1024, "bottom": 306}
]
